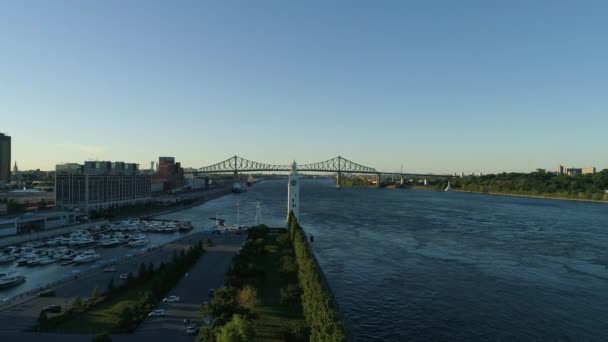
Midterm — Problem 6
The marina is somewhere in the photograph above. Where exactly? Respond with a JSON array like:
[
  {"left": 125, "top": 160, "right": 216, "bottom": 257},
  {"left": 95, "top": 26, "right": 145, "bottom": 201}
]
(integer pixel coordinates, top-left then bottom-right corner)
[{"left": 0, "top": 218, "right": 195, "bottom": 297}]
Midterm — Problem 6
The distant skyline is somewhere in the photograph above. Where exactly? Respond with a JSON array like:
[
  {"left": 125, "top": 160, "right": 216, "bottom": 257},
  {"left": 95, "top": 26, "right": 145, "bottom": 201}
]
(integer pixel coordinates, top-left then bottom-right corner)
[{"left": 2, "top": 1, "right": 607, "bottom": 173}]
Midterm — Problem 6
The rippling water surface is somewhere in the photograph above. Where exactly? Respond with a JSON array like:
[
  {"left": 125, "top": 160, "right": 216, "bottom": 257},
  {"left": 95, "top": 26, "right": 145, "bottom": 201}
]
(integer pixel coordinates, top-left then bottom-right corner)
[
  {"left": 12, "top": 178, "right": 605, "bottom": 341},
  {"left": 162, "top": 179, "right": 608, "bottom": 341}
]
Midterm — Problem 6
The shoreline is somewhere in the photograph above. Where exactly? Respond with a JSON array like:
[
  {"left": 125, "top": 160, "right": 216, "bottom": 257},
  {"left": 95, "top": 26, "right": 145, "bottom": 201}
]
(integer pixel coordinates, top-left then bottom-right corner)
[{"left": 409, "top": 186, "right": 608, "bottom": 204}]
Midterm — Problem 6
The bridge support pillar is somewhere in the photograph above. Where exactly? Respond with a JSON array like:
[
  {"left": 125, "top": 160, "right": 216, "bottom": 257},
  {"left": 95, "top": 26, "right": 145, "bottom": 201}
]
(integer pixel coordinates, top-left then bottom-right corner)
[
  {"left": 233, "top": 170, "right": 238, "bottom": 182},
  {"left": 336, "top": 171, "right": 342, "bottom": 188},
  {"left": 376, "top": 174, "right": 381, "bottom": 188}
]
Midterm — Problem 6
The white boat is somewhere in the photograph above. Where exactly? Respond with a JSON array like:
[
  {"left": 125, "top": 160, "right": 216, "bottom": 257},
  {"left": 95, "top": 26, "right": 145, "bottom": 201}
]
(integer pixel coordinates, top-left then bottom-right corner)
[
  {"left": 73, "top": 250, "right": 101, "bottom": 264},
  {"left": 69, "top": 238, "right": 96, "bottom": 247},
  {"left": 98, "top": 238, "right": 123, "bottom": 247},
  {"left": 0, "top": 255, "right": 16, "bottom": 264},
  {"left": 0, "top": 272, "right": 26, "bottom": 289},
  {"left": 127, "top": 239, "right": 149, "bottom": 247}
]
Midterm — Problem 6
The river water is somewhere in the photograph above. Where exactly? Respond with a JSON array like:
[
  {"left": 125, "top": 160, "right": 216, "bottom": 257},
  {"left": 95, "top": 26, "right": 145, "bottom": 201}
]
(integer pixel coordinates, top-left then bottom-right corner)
[
  {"left": 4, "top": 179, "right": 607, "bottom": 341},
  {"left": 159, "top": 178, "right": 608, "bottom": 341}
]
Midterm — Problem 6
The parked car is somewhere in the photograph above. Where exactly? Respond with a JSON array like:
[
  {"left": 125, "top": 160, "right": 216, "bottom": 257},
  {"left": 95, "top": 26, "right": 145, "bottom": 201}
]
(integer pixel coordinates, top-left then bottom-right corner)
[
  {"left": 186, "top": 325, "right": 199, "bottom": 335},
  {"left": 103, "top": 266, "right": 116, "bottom": 272},
  {"left": 43, "top": 305, "right": 62, "bottom": 313},
  {"left": 38, "top": 290, "right": 56, "bottom": 297},
  {"left": 119, "top": 273, "right": 129, "bottom": 280},
  {"left": 162, "top": 295, "right": 180, "bottom": 303},
  {"left": 148, "top": 309, "right": 166, "bottom": 317}
]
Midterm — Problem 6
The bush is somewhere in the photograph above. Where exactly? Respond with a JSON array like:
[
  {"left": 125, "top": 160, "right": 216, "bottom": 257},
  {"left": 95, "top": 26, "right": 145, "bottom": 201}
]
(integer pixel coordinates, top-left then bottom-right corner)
[
  {"left": 215, "top": 314, "right": 254, "bottom": 342},
  {"left": 207, "top": 287, "right": 239, "bottom": 325},
  {"left": 280, "top": 255, "right": 298, "bottom": 274},
  {"left": 281, "top": 320, "right": 309, "bottom": 342},
  {"left": 280, "top": 283, "right": 301, "bottom": 306},
  {"left": 72, "top": 296, "right": 84, "bottom": 311},
  {"left": 236, "top": 285, "right": 257, "bottom": 309}
]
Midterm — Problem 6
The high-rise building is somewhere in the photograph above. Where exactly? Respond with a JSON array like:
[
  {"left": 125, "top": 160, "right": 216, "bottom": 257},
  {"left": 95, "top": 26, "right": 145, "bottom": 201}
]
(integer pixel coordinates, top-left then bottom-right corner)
[
  {"left": 557, "top": 165, "right": 564, "bottom": 175},
  {"left": 55, "top": 161, "right": 151, "bottom": 212},
  {"left": 0, "top": 133, "right": 11, "bottom": 184},
  {"left": 153, "top": 157, "right": 185, "bottom": 191},
  {"left": 582, "top": 167, "right": 596, "bottom": 175}
]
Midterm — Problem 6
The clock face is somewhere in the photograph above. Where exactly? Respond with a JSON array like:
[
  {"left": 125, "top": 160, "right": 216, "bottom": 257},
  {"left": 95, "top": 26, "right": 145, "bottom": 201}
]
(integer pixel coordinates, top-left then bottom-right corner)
[{"left": 291, "top": 179, "right": 297, "bottom": 186}]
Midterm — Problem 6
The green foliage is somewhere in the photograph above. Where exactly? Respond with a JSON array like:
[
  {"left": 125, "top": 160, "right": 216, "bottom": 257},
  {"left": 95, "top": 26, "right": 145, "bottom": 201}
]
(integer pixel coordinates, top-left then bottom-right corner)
[
  {"left": 280, "top": 255, "right": 298, "bottom": 274},
  {"left": 92, "top": 332, "right": 112, "bottom": 342},
  {"left": 208, "top": 287, "right": 239, "bottom": 325},
  {"left": 236, "top": 285, "right": 257, "bottom": 309},
  {"left": 91, "top": 287, "right": 100, "bottom": 301},
  {"left": 288, "top": 214, "right": 346, "bottom": 342},
  {"left": 72, "top": 296, "right": 84, "bottom": 311},
  {"left": 281, "top": 320, "right": 309, "bottom": 342},
  {"left": 280, "top": 283, "right": 302, "bottom": 306},
  {"left": 440, "top": 170, "right": 608, "bottom": 200},
  {"left": 215, "top": 314, "right": 254, "bottom": 342}
]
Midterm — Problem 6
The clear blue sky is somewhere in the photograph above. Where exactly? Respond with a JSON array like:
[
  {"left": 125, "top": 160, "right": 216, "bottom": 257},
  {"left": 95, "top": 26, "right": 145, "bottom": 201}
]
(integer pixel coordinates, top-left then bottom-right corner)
[{"left": 1, "top": 0, "right": 607, "bottom": 173}]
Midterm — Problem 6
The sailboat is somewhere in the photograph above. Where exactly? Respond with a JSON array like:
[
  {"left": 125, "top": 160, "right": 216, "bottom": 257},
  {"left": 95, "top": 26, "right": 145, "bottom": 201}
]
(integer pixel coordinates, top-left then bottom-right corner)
[{"left": 444, "top": 181, "right": 452, "bottom": 192}]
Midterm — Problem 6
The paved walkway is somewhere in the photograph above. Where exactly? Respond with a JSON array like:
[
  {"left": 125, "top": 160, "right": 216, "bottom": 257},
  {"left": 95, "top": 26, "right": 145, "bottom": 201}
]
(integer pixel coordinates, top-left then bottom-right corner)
[{"left": 0, "top": 235, "right": 243, "bottom": 342}]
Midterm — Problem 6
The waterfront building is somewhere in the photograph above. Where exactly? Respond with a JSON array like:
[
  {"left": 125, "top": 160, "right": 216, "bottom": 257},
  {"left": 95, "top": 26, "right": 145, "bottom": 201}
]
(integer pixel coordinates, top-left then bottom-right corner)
[
  {"left": 287, "top": 161, "right": 300, "bottom": 221},
  {"left": 0, "top": 133, "right": 10, "bottom": 184},
  {"left": 557, "top": 164, "right": 596, "bottom": 176},
  {"left": 55, "top": 161, "right": 151, "bottom": 212},
  {"left": 0, "top": 211, "right": 78, "bottom": 237},
  {"left": 152, "top": 156, "right": 185, "bottom": 192},
  {"left": 0, "top": 189, "right": 55, "bottom": 210},
  {"left": 557, "top": 164, "right": 565, "bottom": 175}
]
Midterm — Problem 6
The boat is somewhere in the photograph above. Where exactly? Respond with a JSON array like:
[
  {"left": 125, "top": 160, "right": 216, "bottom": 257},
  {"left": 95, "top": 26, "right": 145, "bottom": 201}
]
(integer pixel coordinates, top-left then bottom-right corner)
[
  {"left": 444, "top": 181, "right": 452, "bottom": 192},
  {"left": 0, "top": 255, "right": 16, "bottom": 264},
  {"left": 0, "top": 272, "right": 26, "bottom": 289},
  {"left": 73, "top": 250, "right": 101, "bottom": 264},
  {"left": 246, "top": 174, "right": 255, "bottom": 186},
  {"left": 98, "top": 238, "right": 123, "bottom": 247},
  {"left": 69, "top": 238, "right": 96, "bottom": 247},
  {"left": 127, "top": 239, "right": 149, "bottom": 247},
  {"left": 232, "top": 182, "right": 245, "bottom": 193}
]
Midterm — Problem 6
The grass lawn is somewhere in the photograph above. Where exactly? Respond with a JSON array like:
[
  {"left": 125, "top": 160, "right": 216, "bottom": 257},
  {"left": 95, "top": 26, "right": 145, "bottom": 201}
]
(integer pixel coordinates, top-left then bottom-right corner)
[
  {"left": 53, "top": 284, "right": 153, "bottom": 333},
  {"left": 252, "top": 234, "right": 307, "bottom": 341}
]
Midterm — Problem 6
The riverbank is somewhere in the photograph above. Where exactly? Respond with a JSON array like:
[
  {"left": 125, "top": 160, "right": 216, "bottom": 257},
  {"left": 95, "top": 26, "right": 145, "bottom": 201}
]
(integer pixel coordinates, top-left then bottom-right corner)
[{"left": 412, "top": 186, "right": 608, "bottom": 204}]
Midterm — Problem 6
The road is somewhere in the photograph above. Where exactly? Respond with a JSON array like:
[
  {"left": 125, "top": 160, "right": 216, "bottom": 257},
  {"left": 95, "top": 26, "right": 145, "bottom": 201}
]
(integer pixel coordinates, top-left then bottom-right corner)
[{"left": 0, "top": 233, "right": 242, "bottom": 341}]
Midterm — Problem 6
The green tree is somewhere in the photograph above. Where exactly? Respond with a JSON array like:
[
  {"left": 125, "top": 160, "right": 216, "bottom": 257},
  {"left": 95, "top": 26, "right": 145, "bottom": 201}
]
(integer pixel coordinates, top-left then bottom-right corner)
[
  {"left": 215, "top": 315, "right": 254, "bottom": 342},
  {"left": 72, "top": 296, "right": 84, "bottom": 311},
  {"left": 236, "top": 285, "right": 257, "bottom": 309}
]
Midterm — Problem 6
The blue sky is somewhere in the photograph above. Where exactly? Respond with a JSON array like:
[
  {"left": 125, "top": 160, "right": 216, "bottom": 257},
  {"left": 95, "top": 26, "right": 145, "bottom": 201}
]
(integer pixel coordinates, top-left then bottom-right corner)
[{"left": 1, "top": 0, "right": 607, "bottom": 173}]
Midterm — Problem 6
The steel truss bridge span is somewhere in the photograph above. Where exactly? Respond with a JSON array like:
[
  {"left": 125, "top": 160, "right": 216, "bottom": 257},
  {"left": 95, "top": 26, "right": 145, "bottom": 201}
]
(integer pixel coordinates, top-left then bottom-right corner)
[{"left": 188, "top": 155, "right": 451, "bottom": 179}]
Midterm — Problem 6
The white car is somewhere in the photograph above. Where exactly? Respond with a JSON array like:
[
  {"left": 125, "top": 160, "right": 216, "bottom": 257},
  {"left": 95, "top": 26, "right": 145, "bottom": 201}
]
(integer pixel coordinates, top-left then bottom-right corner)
[
  {"left": 186, "top": 325, "right": 199, "bottom": 335},
  {"left": 162, "top": 295, "right": 180, "bottom": 303},
  {"left": 103, "top": 266, "right": 116, "bottom": 272},
  {"left": 119, "top": 273, "right": 129, "bottom": 280},
  {"left": 148, "top": 309, "right": 166, "bottom": 317}
]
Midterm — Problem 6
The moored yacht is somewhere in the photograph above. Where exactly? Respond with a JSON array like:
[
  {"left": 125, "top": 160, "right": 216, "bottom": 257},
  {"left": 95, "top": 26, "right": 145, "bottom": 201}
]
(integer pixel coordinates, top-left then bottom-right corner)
[
  {"left": 127, "top": 238, "right": 149, "bottom": 247},
  {"left": 0, "top": 272, "right": 26, "bottom": 289},
  {"left": 73, "top": 250, "right": 101, "bottom": 264}
]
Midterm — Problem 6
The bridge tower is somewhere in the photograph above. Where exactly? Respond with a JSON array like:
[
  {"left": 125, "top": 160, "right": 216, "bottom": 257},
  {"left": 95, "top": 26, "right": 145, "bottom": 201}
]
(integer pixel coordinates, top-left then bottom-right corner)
[
  {"left": 233, "top": 155, "right": 238, "bottom": 182},
  {"left": 287, "top": 161, "right": 300, "bottom": 221},
  {"left": 336, "top": 156, "right": 342, "bottom": 188},
  {"left": 376, "top": 174, "right": 382, "bottom": 188}
]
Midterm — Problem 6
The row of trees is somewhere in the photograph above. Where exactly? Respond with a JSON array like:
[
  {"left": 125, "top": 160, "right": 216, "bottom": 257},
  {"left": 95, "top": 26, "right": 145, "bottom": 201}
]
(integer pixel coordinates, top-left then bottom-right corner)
[
  {"left": 38, "top": 241, "right": 205, "bottom": 333},
  {"left": 434, "top": 170, "right": 608, "bottom": 200},
  {"left": 288, "top": 214, "right": 346, "bottom": 342}
]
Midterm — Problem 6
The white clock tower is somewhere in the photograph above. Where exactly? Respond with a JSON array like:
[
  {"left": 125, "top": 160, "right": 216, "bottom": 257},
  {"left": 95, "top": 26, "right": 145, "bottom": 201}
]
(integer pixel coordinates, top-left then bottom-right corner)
[{"left": 287, "top": 160, "right": 300, "bottom": 221}]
